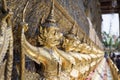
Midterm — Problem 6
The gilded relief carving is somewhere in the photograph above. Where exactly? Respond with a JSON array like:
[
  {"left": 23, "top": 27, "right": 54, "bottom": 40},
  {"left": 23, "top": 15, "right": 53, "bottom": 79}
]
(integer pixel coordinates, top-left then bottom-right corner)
[
  {"left": 19, "top": 1, "right": 78, "bottom": 80},
  {"left": 19, "top": 0, "right": 62, "bottom": 80},
  {"left": 0, "top": 0, "right": 13, "bottom": 80},
  {"left": 0, "top": 0, "right": 105, "bottom": 80},
  {"left": 37, "top": 2, "right": 63, "bottom": 48},
  {"left": 62, "top": 23, "right": 81, "bottom": 52}
]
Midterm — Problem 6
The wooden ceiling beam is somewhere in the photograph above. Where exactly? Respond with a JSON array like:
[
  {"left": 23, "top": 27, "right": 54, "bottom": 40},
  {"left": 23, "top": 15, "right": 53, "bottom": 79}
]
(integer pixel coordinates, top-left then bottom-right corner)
[
  {"left": 101, "top": 7, "right": 120, "bottom": 10},
  {"left": 100, "top": 2, "right": 112, "bottom": 6},
  {"left": 101, "top": 9, "right": 119, "bottom": 14},
  {"left": 100, "top": 0, "right": 112, "bottom": 2},
  {"left": 100, "top": 5, "right": 120, "bottom": 8},
  {"left": 100, "top": 0, "right": 120, "bottom": 14},
  {"left": 101, "top": 11, "right": 118, "bottom": 14},
  {"left": 101, "top": 11, "right": 119, "bottom": 13}
]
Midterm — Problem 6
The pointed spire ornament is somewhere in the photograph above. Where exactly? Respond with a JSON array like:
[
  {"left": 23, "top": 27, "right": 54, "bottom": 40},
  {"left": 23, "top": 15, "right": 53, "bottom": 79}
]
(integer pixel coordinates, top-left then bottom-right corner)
[{"left": 43, "top": 0, "right": 57, "bottom": 28}]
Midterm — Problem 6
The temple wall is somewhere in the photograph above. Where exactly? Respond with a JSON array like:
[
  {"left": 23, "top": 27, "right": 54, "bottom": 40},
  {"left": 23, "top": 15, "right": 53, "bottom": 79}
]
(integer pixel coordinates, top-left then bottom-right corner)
[
  {"left": 0, "top": 0, "right": 105, "bottom": 80},
  {"left": 57, "top": 0, "right": 89, "bottom": 35},
  {"left": 6, "top": 0, "right": 102, "bottom": 48}
]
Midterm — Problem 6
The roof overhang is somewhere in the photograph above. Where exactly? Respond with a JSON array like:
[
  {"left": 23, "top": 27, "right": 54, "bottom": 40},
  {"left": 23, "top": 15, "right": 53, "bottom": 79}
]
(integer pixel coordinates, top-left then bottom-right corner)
[{"left": 100, "top": 0, "right": 120, "bottom": 14}]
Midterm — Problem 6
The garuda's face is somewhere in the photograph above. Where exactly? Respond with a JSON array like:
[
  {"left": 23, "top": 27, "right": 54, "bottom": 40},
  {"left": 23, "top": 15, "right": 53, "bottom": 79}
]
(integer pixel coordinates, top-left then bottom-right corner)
[{"left": 47, "top": 27, "right": 59, "bottom": 34}]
